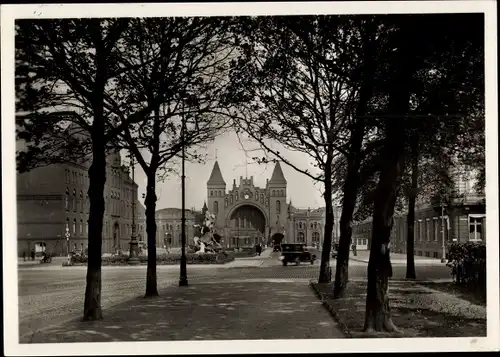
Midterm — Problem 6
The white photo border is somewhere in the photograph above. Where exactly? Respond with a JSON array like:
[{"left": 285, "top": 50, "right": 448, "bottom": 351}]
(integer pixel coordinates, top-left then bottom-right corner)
[{"left": 2, "top": 1, "right": 498, "bottom": 355}]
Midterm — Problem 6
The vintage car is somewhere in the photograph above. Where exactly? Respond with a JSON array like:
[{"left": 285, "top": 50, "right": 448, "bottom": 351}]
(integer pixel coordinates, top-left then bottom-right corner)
[{"left": 279, "top": 243, "right": 316, "bottom": 266}]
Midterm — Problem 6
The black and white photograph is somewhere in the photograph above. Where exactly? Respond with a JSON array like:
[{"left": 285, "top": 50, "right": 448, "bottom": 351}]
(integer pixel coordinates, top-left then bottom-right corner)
[{"left": 2, "top": 1, "right": 499, "bottom": 355}]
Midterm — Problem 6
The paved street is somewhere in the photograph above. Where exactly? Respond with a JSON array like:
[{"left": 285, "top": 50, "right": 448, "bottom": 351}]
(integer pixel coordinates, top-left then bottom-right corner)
[{"left": 17, "top": 252, "right": 452, "bottom": 342}]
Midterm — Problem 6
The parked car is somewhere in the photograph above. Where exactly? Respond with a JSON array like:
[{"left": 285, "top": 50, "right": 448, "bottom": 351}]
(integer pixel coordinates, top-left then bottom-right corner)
[{"left": 279, "top": 243, "right": 316, "bottom": 266}]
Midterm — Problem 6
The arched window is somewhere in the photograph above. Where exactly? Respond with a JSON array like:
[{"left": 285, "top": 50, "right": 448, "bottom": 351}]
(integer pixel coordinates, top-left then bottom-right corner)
[
  {"left": 276, "top": 200, "right": 281, "bottom": 214},
  {"left": 314, "top": 222, "right": 317, "bottom": 229},
  {"left": 210, "top": 190, "right": 213, "bottom": 197},
  {"left": 86, "top": 220, "right": 88, "bottom": 235},
  {"left": 260, "top": 194, "right": 264, "bottom": 203},
  {"left": 299, "top": 222, "right": 302, "bottom": 229},
  {"left": 214, "top": 201, "right": 219, "bottom": 214},
  {"left": 281, "top": 190, "right": 284, "bottom": 196},
  {"left": 80, "top": 219, "right": 84, "bottom": 234},
  {"left": 80, "top": 191, "right": 84, "bottom": 212},
  {"left": 66, "top": 218, "right": 69, "bottom": 231},
  {"left": 225, "top": 198, "right": 228, "bottom": 207},
  {"left": 230, "top": 195, "right": 233, "bottom": 204},
  {"left": 255, "top": 191, "right": 259, "bottom": 201},
  {"left": 235, "top": 192, "right": 239, "bottom": 201},
  {"left": 272, "top": 190, "right": 275, "bottom": 196},
  {"left": 311, "top": 223, "right": 313, "bottom": 229},
  {"left": 73, "top": 219, "right": 77, "bottom": 235},
  {"left": 296, "top": 222, "right": 299, "bottom": 229},
  {"left": 72, "top": 189, "right": 76, "bottom": 212},
  {"left": 297, "top": 232, "right": 305, "bottom": 243},
  {"left": 176, "top": 224, "right": 180, "bottom": 230},
  {"left": 312, "top": 232, "right": 320, "bottom": 243},
  {"left": 65, "top": 188, "right": 69, "bottom": 211}
]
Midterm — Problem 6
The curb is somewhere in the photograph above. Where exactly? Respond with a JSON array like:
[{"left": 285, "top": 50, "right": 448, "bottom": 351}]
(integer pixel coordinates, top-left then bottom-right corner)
[{"left": 309, "top": 280, "right": 352, "bottom": 338}]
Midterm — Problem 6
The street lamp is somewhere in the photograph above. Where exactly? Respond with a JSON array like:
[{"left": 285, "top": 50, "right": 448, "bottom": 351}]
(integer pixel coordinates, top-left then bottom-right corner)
[
  {"left": 128, "top": 151, "right": 140, "bottom": 265},
  {"left": 179, "top": 104, "right": 188, "bottom": 287},
  {"left": 65, "top": 228, "right": 71, "bottom": 264}
]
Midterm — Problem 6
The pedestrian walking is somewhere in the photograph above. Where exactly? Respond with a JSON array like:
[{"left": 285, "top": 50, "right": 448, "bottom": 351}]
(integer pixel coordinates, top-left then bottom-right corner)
[
  {"left": 23, "top": 251, "right": 26, "bottom": 261},
  {"left": 30, "top": 249, "right": 35, "bottom": 261}
]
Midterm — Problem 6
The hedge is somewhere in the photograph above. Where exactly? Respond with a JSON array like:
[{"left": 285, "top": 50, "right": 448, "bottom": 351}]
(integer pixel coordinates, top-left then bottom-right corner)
[
  {"left": 63, "top": 252, "right": 234, "bottom": 266},
  {"left": 446, "top": 242, "right": 486, "bottom": 288}
]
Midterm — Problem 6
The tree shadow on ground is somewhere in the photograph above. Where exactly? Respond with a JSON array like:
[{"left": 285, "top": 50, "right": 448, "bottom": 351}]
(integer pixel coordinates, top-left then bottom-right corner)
[
  {"left": 314, "top": 280, "right": 486, "bottom": 339},
  {"left": 27, "top": 282, "right": 342, "bottom": 343}
]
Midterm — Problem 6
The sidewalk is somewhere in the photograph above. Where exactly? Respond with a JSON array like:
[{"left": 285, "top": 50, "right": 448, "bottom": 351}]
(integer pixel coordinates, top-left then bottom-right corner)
[
  {"left": 349, "top": 251, "right": 446, "bottom": 266},
  {"left": 27, "top": 281, "right": 344, "bottom": 343}
]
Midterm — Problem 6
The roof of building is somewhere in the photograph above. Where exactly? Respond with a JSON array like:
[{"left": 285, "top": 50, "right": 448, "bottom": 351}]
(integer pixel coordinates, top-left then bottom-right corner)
[
  {"left": 269, "top": 161, "right": 287, "bottom": 184},
  {"left": 207, "top": 161, "right": 226, "bottom": 185}
]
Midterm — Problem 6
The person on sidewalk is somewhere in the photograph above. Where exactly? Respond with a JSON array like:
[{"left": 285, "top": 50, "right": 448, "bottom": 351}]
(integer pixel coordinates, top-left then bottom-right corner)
[
  {"left": 23, "top": 251, "right": 26, "bottom": 261},
  {"left": 351, "top": 243, "right": 357, "bottom": 257},
  {"left": 30, "top": 250, "right": 35, "bottom": 261}
]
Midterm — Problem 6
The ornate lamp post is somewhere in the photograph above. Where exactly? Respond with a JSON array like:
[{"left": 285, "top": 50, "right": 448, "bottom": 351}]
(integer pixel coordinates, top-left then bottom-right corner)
[
  {"left": 179, "top": 105, "right": 188, "bottom": 286},
  {"left": 65, "top": 228, "right": 71, "bottom": 264},
  {"left": 128, "top": 152, "right": 140, "bottom": 265}
]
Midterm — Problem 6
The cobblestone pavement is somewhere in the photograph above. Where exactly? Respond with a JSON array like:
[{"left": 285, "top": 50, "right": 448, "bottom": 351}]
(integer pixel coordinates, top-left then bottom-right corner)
[
  {"left": 29, "top": 281, "right": 343, "bottom": 343},
  {"left": 17, "top": 255, "right": 451, "bottom": 342}
]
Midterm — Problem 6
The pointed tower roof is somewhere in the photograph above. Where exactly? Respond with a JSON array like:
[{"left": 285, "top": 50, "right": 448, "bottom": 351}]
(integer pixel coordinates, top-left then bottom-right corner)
[
  {"left": 207, "top": 161, "right": 226, "bottom": 186},
  {"left": 269, "top": 161, "right": 287, "bottom": 184}
]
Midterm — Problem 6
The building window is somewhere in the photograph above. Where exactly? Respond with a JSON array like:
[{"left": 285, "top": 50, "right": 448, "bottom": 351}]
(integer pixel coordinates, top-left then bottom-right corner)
[
  {"left": 276, "top": 200, "right": 281, "bottom": 214},
  {"left": 213, "top": 201, "right": 219, "bottom": 214},
  {"left": 230, "top": 195, "right": 233, "bottom": 204},
  {"left": 80, "top": 191, "right": 84, "bottom": 212},
  {"left": 299, "top": 222, "right": 302, "bottom": 229},
  {"left": 260, "top": 194, "right": 264, "bottom": 204},
  {"left": 469, "top": 216, "right": 483, "bottom": 241},
  {"left": 66, "top": 218, "right": 69, "bottom": 232},
  {"left": 65, "top": 188, "right": 69, "bottom": 211},
  {"left": 210, "top": 190, "right": 213, "bottom": 197},
  {"left": 433, "top": 217, "right": 439, "bottom": 241},
  {"left": 225, "top": 198, "right": 228, "bottom": 207},
  {"left": 417, "top": 220, "right": 422, "bottom": 241},
  {"left": 72, "top": 189, "right": 76, "bottom": 212},
  {"left": 272, "top": 190, "right": 275, "bottom": 196},
  {"left": 73, "top": 219, "right": 77, "bottom": 235},
  {"left": 281, "top": 190, "right": 284, "bottom": 196},
  {"left": 80, "top": 219, "right": 83, "bottom": 234},
  {"left": 314, "top": 222, "right": 317, "bottom": 229},
  {"left": 426, "top": 219, "right": 430, "bottom": 241},
  {"left": 86, "top": 220, "right": 88, "bottom": 235},
  {"left": 425, "top": 251, "right": 430, "bottom": 257},
  {"left": 235, "top": 192, "right": 239, "bottom": 201},
  {"left": 297, "top": 232, "right": 305, "bottom": 243},
  {"left": 312, "top": 232, "right": 320, "bottom": 243},
  {"left": 255, "top": 191, "right": 259, "bottom": 201}
]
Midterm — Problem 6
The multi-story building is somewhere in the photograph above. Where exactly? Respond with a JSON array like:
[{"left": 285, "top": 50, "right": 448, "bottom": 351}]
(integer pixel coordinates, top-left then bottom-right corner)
[
  {"left": 17, "top": 125, "right": 139, "bottom": 255},
  {"left": 351, "top": 166, "right": 486, "bottom": 257},
  {"left": 154, "top": 208, "right": 198, "bottom": 248}
]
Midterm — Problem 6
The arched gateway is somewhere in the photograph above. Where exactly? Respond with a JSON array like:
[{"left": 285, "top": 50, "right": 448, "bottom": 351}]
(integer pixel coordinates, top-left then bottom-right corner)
[{"left": 206, "top": 161, "right": 288, "bottom": 248}]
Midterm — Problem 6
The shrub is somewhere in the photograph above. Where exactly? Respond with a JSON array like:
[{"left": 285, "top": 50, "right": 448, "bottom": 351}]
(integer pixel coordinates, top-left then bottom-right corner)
[
  {"left": 446, "top": 242, "right": 486, "bottom": 288},
  {"left": 65, "top": 251, "right": 234, "bottom": 266}
]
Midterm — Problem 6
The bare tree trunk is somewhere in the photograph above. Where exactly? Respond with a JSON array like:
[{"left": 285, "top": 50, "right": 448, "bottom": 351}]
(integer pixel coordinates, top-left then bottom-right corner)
[
  {"left": 334, "top": 166, "right": 358, "bottom": 297},
  {"left": 333, "top": 20, "right": 378, "bottom": 298},
  {"left": 83, "top": 108, "right": 106, "bottom": 321},
  {"left": 406, "top": 138, "right": 418, "bottom": 279},
  {"left": 363, "top": 136, "right": 405, "bottom": 332},
  {"left": 363, "top": 17, "right": 415, "bottom": 333},
  {"left": 318, "top": 147, "right": 334, "bottom": 283},
  {"left": 145, "top": 171, "right": 159, "bottom": 297}
]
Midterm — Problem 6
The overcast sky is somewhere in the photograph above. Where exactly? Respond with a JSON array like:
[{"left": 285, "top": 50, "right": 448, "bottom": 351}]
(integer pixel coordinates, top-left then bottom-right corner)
[{"left": 132, "top": 129, "right": 326, "bottom": 211}]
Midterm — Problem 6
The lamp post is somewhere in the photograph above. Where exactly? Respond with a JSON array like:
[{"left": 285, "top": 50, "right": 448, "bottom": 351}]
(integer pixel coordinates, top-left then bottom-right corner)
[
  {"left": 179, "top": 104, "right": 188, "bottom": 287},
  {"left": 65, "top": 228, "right": 71, "bottom": 264},
  {"left": 128, "top": 152, "right": 140, "bottom": 265}
]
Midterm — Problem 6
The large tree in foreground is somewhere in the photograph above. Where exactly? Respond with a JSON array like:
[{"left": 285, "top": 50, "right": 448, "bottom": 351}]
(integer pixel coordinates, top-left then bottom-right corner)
[
  {"left": 228, "top": 16, "right": 378, "bottom": 284},
  {"left": 16, "top": 18, "right": 180, "bottom": 320},
  {"left": 362, "top": 13, "right": 484, "bottom": 332},
  {"left": 109, "top": 17, "right": 235, "bottom": 297}
]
